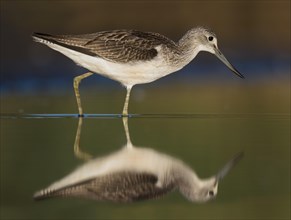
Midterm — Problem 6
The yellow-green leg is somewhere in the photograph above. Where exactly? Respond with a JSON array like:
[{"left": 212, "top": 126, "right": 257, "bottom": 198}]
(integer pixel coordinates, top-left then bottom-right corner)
[
  {"left": 122, "top": 85, "right": 132, "bottom": 116},
  {"left": 73, "top": 72, "right": 93, "bottom": 116},
  {"left": 122, "top": 117, "right": 132, "bottom": 148},
  {"left": 74, "top": 117, "right": 92, "bottom": 161}
]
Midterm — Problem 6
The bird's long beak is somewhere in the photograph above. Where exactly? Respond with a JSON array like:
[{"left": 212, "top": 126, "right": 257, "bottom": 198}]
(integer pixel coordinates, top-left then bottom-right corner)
[
  {"left": 214, "top": 47, "right": 245, "bottom": 79},
  {"left": 215, "top": 152, "right": 244, "bottom": 183}
]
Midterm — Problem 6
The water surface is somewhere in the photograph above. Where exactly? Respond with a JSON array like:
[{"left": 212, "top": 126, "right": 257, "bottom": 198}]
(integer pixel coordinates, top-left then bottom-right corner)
[{"left": 1, "top": 83, "right": 290, "bottom": 219}]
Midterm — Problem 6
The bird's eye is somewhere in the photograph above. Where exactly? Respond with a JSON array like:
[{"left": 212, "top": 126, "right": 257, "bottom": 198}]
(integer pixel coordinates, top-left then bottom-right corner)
[
  {"left": 208, "top": 36, "right": 213, "bottom": 41},
  {"left": 208, "top": 190, "right": 214, "bottom": 196}
]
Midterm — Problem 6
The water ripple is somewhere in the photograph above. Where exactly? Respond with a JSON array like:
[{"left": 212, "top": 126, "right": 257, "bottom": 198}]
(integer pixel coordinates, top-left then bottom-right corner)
[{"left": 1, "top": 113, "right": 289, "bottom": 120}]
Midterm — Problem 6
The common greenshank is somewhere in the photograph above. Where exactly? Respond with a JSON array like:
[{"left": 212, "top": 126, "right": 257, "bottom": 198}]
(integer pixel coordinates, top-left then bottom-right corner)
[
  {"left": 32, "top": 27, "right": 244, "bottom": 116},
  {"left": 34, "top": 117, "right": 244, "bottom": 203}
]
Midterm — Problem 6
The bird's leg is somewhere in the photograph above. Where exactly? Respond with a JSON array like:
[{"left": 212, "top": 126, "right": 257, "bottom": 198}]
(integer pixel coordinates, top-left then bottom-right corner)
[
  {"left": 122, "top": 85, "right": 132, "bottom": 116},
  {"left": 73, "top": 72, "right": 93, "bottom": 116},
  {"left": 74, "top": 117, "right": 92, "bottom": 161},
  {"left": 122, "top": 117, "right": 133, "bottom": 148}
]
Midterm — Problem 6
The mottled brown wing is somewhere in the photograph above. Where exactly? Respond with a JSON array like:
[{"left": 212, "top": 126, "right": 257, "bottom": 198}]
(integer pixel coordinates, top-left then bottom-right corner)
[
  {"left": 33, "top": 30, "right": 178, "bottom": 63},
  {"left": 34, "top": 171, "right": 175, "bottom": 202},
  {"left": 82, "top": 30, "right": 178, "bottom": 62}
]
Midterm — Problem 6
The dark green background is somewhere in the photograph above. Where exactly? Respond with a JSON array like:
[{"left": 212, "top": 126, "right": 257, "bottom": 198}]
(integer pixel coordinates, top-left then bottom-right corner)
[{"left": 1, "top": 1, "right": 290, "bottom": 219}]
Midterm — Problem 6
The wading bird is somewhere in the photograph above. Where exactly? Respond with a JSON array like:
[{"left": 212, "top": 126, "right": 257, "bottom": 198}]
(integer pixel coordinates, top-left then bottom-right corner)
[
  {"left": 33, "top": 27, "right": 244, "bottom": 116},
  {"left": 34, "top": 118, "right": 244, "bottom": 203}
]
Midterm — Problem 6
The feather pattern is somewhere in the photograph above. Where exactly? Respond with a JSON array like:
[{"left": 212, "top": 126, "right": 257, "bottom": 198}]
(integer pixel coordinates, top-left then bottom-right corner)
[
  {"left": 32, "top": 30, "right": 180, "bottom": 63},
  {"left": 34, "top": 171, "right": 175, "bottom": 202}
]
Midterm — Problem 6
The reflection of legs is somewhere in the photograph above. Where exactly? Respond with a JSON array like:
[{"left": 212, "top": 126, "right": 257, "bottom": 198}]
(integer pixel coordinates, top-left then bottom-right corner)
[
  {"left": 122, "top": 85, "right": 132, "bottom": 116},
  {"left": 74, "top": 117, "right": 92, "bottom": 161},
  {"left": 73, "top": 72, "right": 93, "bottom": 115},
  {"left": 122, "top": 117, "right": 132, "bottom": 148}
]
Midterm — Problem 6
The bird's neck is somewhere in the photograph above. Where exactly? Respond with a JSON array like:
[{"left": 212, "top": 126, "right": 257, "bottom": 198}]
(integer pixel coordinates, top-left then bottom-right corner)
[
  {"left": 170, "top": 32, "right": 202, "bottom": 70},
  {"left": 172, "top": 165, "right": 202, "bottom": 199},
  {"left": 179, "top": 176, "right": 202, "bottom": 201},
  {"left": 173, "top": 164, "right": 216, "bottom": 202}
]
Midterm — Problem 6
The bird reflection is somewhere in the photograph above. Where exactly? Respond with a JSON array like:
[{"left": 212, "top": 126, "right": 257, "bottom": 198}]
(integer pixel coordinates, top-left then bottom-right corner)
[{"left": 34, "top": 117, "right": 243, "bottom": 203}]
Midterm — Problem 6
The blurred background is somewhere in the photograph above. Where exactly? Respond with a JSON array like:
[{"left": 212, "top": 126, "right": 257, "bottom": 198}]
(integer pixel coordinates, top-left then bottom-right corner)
[
  {"left": 0, "top": 1, "right": 290, "bottom": 220},
  {"left": 1, "top": 1, "right": 290, "bottom": 97}
]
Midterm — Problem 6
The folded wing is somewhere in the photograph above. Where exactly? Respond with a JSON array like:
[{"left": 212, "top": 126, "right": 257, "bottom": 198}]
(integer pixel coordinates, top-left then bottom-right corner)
[
  {"left": 34, "top": 171, "right": 175, "bottom": 202},
  {"left": 32, "top": 30, "right": 178, "bottom": 63}
]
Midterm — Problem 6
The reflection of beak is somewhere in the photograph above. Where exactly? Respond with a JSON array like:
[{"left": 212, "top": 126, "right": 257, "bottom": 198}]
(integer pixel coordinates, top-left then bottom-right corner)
[
  {"left": 215, "top": 152, "right": 244, "bottom": 182},
  {"left": 214, "top": 47, "right": 245, "bottom": 79}
]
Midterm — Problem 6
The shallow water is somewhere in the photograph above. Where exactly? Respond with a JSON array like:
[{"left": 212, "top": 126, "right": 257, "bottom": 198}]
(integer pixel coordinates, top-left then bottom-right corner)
[{"left": 1, "top": 83, "right": 290, "bottom": 219}]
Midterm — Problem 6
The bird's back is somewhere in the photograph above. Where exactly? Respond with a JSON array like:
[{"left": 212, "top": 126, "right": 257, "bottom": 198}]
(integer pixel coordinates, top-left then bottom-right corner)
[
  {"left": 34, "top": 170, "right": 175, "bottom": 202},
  {"left": 33, "top": 147, "right": 186, "bottom": 202},
  {"left": 32, "top": 30, "right": 179, "bottom": 63}
]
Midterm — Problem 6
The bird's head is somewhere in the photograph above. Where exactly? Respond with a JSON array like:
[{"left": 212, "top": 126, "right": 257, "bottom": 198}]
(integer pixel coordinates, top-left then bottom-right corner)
[
  {"left": 187, "top": 27, "right": 244, "bottom": 79},
  {"left": 186, "top": 152, "right": 244, "bottom": 203},
  {"left": 190, "top": 177, "right": 219, "bottom": 203}
]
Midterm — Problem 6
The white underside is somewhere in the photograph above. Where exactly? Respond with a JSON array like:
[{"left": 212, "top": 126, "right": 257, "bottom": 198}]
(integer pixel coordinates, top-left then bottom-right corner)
[
  {"left": 40, "top": 147, "right": 194, "bottom": 192},
  {"left": 34, "top": 37, "right": 181, "bottom": 87}
]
